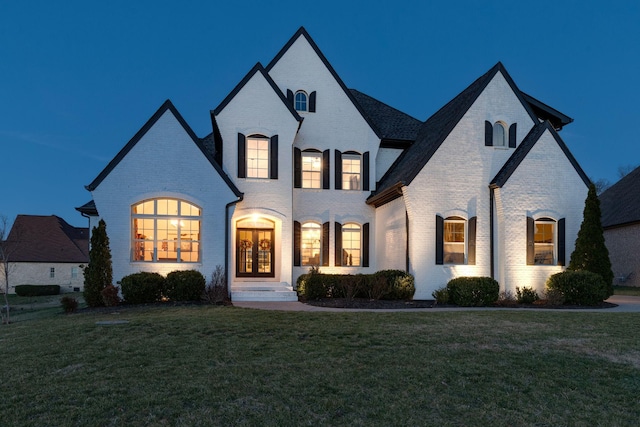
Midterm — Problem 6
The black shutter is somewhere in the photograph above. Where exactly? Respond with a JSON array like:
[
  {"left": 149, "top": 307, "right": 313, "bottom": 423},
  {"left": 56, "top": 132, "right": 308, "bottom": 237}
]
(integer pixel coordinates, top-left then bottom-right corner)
[
  {"left": 335, "top": 150, "right": 342, "bottom": 190},
  {"left": 309, "top": 91, "right": 316, "bottom": 112},
  {"left": 509, "top": 123, "right": 517, "bottom": 148},
  {"left": 270, "top": 135, "right": 278, "bottom": 179},
  {"left": 294, "top": 148, "right": 302, "bottom": 188},
  {"left": 558, "top": 218, "right": 566, "bottom": 266},
  {"left": 287, "top": 89, "right": 294, "bottom": 107},
  {"left": 322, "top": 222, "right": 330, "bottom": 266},
  {"left": 468, "top": 216, "right": 477, "bottom": 265},
  {"left": 485, "top": 121, "right": 493, "bottom": 146},
  {"left": 237, "top": 133, "right": 246, "bottom": 178},
  {"left": 294, "top": 221, "right": 301, "bottom": 266},
  {"left": 335, "top": 222, "right": 343, "bottom": 266},
  {"left": 363, "top": 151, "right": 370, "bottom": 191},
  {"left": 322, "top": 149, "right": 330, "bottom": 189},
  {"left": 436, "top": 215, "right": 444, "bottom": 265},
  {"left": 527, "top": 217, "right": 535, "bottom": 265},
  {"left": 363, "top": 223, "right": 370, "bottom": 267}
]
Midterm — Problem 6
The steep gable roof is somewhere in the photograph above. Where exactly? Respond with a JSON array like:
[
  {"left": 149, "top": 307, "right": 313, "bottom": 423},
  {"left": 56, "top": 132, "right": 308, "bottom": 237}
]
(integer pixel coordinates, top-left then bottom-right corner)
[
  {"left": 369, "top": 62, "right": 539, "bottom": 206},
  {"left": 490, "top": 121, "right": 590, "bottom": 188},
  {"left": 599, "top": 165, "right": 640, "bottom": 228},
  {"left": 75, "top": 200, "right": 98, "bottom": 216},
  {"left": 521, "top": 92, "right": 573, "bottom": 130},
  {"left": 265, "top": 26, "right": 384, "bottom": 139},
  {"left": 349, "top": 89, "right": 423, "bottom": 145},
  {"left": 85, "top": 100, "right": 241, "bottom": 197},
  {"left": 4, "top": 215, "right": 89, "bottom": 263}
]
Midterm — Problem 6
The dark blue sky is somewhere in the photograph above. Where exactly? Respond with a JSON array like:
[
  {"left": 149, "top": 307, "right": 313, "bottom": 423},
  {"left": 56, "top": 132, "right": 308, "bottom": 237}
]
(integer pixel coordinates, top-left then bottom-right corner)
[{"left": 2, "top": 1, "right": 639, "bottom": 228}]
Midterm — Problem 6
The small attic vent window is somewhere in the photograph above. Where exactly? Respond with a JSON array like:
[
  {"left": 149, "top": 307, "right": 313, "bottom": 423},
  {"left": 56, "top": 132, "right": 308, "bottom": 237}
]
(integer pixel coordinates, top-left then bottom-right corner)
[{"left": 295, "top": 91, "right": 308, "bottom": 112}]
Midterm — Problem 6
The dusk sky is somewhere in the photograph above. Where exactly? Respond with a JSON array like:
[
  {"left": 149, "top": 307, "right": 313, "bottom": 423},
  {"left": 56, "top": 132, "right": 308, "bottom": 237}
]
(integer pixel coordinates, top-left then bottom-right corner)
[{"left": 1, "top": 1, "right": 639, "bottom": 229}]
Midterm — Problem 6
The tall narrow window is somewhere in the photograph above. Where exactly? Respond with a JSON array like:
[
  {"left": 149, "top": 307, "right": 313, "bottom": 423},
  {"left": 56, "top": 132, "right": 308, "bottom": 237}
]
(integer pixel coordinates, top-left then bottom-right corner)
[
  {"left": 302, "top": 152, "right": 322, "bottom": 189},
  {"left": 342, "top": 154, "right": 361, "bottom": 190},
  {"left": 301, "top": 222, "right": 321, "bottom": 266},
  {"left": 534, "top": 219, "right": 555, "bottom": 265},
  {"left": 493, "top": 122, "right": 507, "bottom": 147},
  {"left": 342, "top": 223, "right": 361, "bottom": 266},
  {"left": 295, "top": 91, "right": 308, "bottom": 112},
  {"left": 444, "top": 217, "right": 465, "bottom": 264},
  {"left": 71, "top": 267, "right": 78, "bottom": 279},
  {"left": 50, "top": 267, "right": 55, "bottom": 278},
  {"left": 132, "top": 199, "right": 201, "bottom": 263},
  {"left": 246, "top": 136, "right": 270, "bottom": 178}
]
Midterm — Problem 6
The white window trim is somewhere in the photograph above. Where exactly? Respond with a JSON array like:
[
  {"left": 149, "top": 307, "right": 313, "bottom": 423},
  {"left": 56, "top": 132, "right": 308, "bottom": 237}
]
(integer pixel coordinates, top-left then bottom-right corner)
[
  {"left": 342, "top": 222, "right": 362, "bottom": 267},
  {"left": 342, "top": 153, "right": 361, "bottom": 191},
  {"left": 294, "top": 91, "right": 308, "bottom": 112},
  {"left": 301, "top": 151, "right": 322, "bottom": 189},
  {"left": 534, "top": 219, "right": 556, "bottom": 265},
  {"left": 493, "top": 121, "right": 507, "bottom": 147},
  {"left": 443, "top": 218, "right": 466, "bottom": 265}
]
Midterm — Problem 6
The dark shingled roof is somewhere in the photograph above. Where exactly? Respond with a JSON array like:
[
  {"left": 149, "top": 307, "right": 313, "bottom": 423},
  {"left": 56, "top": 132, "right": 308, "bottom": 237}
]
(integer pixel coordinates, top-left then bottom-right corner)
[
  {"left": 3, "top": 215, "right": 89, "bottom": 263},
  {"left": 349, "top": 89, "right": 423, "bottom": 144},
  {"left": 521, "top": 92, "right": 573, "bottom": 130},
  {"left": 599, "top": 165, "right": 640, "bottom": 228},
  {"left": 75, "top": 200, "right": 98, "bottom": 216},
  {"left": 490, "top": 121, "right": 590, "bottom": 188}
]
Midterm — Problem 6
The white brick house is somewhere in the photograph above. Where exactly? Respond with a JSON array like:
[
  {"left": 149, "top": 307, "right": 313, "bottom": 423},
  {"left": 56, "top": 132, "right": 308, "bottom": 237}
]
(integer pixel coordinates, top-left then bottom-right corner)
[{"left": 79, "top": 27, "right": 589, "bottom": 301}]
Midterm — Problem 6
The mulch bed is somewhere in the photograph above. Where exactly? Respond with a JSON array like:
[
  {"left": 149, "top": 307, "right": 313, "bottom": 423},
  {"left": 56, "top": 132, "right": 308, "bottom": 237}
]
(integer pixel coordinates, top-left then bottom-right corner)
[{"left": 304, "top": 298, "right": 618, "bottom": 310}]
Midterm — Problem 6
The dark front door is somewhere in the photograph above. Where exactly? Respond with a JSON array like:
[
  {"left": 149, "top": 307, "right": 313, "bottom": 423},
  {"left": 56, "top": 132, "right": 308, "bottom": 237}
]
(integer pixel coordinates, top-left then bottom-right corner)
[{"left": 236, "top": 228, "right": 275, "bottom": 277}]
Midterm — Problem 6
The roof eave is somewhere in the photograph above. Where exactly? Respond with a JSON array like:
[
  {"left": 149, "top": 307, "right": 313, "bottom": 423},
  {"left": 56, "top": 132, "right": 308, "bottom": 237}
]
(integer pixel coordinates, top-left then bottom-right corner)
[{"left": 366, "top": 182, "right": 405, "bottom": 207}]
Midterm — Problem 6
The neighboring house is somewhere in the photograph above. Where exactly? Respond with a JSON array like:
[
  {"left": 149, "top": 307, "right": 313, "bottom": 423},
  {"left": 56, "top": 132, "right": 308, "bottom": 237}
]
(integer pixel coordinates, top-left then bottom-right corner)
[
  {"left": 78, "top": 27, "right": 589, "bottom": 301},
  {"left": 599, "top": 166, "right": 640, "bottom": 287},
  {"left": 1, "top": 215, "right": 89, "bottom": 294}
]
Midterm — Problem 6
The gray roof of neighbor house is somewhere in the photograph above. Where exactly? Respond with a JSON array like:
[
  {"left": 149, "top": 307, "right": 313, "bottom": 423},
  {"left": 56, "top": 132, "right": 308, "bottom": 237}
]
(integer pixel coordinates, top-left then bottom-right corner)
[
  {"left": 599, "top": 165, "right": 640, "bottom": 228},
  {"left": 3, "top": 215, "right": 89, "bottom": 263}
]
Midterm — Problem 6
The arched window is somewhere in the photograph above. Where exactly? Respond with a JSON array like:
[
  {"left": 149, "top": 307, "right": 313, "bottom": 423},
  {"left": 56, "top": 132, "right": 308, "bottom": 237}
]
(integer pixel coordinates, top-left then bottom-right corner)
[
  {"left": 295, "top": 91, "right": 308, "bottom": 112},
  {"left": 301, "top": 222, "right": 321, "bottom": 266},
  {"left": 493, "top": 122, "right": 507, "bottom": 147},
  {"left": 342, "top": 223, "right": 361, "bottom": 266},
  {"left": 132, "top": 198, "right": 201, "bottom": 263}
]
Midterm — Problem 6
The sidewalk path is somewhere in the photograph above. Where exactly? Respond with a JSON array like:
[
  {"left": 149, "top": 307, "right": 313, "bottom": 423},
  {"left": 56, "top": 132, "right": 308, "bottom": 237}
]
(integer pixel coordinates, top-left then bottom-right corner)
[{"left": 233, "top": 295, "right": 640, "bottom": 313}]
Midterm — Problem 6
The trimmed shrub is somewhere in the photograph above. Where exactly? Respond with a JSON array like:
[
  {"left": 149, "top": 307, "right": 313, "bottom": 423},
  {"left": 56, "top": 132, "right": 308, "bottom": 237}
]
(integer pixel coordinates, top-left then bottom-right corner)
[
  {"left": 101, "top": 284, "right": 121, "bottom": 307},
  {"left": 431, "top": 287, "right": 449, "bottom": 304},
  {"left": 297, "top": 270, "right": 415, "bottom": 301},
  {"left": 446, "top": 276, "right": 499, "bottom": 307},
  {"left": 516, "top": 286, "right": 539, "bottom": 304},
  {"left": 373, "top": 270, "right": 415, "bottom": 300},
  {"left": 15, "top": 285, "right": 60, "bottom": 297},
  {"left": 60, "top": 296, "right": 78, "bottom": 313},
  {"left": 120, "top": 272, "right": 166, "bottom": 304},
  {"left": 545, "top": 270, "right": 607, "bottom": 306},
  {"left": 166, "top": 270, "right": 206, "bottom": 301}
]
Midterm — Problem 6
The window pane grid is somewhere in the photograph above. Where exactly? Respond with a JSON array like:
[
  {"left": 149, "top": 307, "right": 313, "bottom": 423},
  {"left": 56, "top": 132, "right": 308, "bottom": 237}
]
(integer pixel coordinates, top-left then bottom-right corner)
[
  {"left": 295, "top": 92, "right": 307, "bottom": 112},
  {"left": 302, "top": 153, "right": 322, "bottom": 189},
  {"left": 444, "top": 219, "right": 465, "bottom": 264},
  {"left": 247, "top": 137, "right": 269, "bottom": 178},
  {"left": 302, "top": 223, "right": 321, "bottom": 266},
  {"left": 342, "top": 156, "right": 361, "bottom": 190},
  {"left": 342, "top": 223, "right": 361, "bottom": 266},
  {"left": 534, "top": 222, "right": 555, "bottom": 265}
]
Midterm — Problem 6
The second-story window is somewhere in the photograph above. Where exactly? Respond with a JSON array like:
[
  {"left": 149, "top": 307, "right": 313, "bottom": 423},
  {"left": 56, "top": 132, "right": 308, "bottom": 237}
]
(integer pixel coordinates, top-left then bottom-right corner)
[
  {"left": 342, "top": 154, "right": 361, "bottom": 190},
  {"left": 247, "top": 136, "right": 270, "bottom": 179},
  {"left": 302, "top": 152, "right": 322, "bottom": 188},
  {"left": 295, "top": 91, "right": 308, "bottom": 112}
]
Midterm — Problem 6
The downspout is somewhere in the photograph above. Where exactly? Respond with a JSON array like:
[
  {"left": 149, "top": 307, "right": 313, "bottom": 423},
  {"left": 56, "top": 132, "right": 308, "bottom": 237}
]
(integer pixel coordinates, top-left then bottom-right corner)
[
  {"left": 225, "top": 195, "right": 244, "bottom": 294},
  {"left": 489, "top": 186, "right": 495, "bottom": 279}
]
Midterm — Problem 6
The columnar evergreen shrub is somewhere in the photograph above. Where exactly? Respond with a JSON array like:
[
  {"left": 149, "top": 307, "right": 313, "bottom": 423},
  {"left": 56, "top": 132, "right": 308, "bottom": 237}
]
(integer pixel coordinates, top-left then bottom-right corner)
[
  {"left": 545, "top": 270, "right": 607, "bottom": 306},
  {"left": 83, "top": 219, "right": 113, "bottom": 307},
  {"left": 446, "top": 276, "right": 499, "bottom": 306},
  {"left": 15, "top": 285, "right": 60, "bottom": 296},
  {"left": 165, "top": 270, "right": 206, "bottom": 301},
  {"left": 568, "top": 183, "right": 614, "bottom": 297},
  {"left": 120, "top": 272, "right": 166, "bottom": 304}
]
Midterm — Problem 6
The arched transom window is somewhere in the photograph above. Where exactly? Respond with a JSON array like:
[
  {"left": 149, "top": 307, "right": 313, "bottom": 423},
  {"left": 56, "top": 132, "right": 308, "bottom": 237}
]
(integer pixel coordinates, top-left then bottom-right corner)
[{"left": 132, "top": 198, "right": 201, "bottom": 263}]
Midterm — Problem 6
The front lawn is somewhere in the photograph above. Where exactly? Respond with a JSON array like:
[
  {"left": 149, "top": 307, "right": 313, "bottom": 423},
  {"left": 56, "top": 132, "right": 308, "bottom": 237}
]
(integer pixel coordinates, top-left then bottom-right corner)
[{"left": 1, "top": 306, "right": 639, "bottom": 426}]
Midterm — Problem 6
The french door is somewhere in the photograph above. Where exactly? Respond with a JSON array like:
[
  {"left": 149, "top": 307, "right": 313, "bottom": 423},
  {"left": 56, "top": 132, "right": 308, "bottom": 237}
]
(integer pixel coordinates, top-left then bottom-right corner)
[{"left": 236, "top": 228, "right": 275, "bottom": 277}]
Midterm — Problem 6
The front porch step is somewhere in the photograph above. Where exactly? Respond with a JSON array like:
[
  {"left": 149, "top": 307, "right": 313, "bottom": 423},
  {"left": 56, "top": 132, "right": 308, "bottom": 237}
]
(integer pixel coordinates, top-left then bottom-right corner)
[{"left": 231, "top": 282, "right": 299, "bottom": 302}]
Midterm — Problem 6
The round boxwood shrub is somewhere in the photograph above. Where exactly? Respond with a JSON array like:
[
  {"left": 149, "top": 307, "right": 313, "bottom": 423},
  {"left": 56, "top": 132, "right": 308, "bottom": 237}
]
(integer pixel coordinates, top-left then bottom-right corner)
[
  {"left": 446, "top": 276, "right": 499, "bottom": 307},
  {"left": 120, "top": 272, "right": 166, "bottom": 304},
  {"left": 545, "top": 270, "right": 607, "bottom": 306},
  {"left": 165, "top": 270, "right": 206, "bottom": 301}
]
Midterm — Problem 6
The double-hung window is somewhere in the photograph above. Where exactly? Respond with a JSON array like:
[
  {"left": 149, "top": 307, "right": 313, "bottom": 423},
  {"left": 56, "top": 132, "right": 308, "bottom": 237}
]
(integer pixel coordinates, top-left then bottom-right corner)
[
  {"left": 534, "top": 219, "right": 555, "bottom": 265},
  {"left": 301, "top": 222, "right": 321, "bottom": 266},
  {"left": 302, "top": 152, "right": 322, "bottom": 189},
  {"left": 443, "top": 217, "right": 465, "bottom": 264},
  {"left": 342, "top": 155, "right": 361, "bottom": 190},
  {"left": 246, "top": 136, "right": 270, "bottom": 179}
]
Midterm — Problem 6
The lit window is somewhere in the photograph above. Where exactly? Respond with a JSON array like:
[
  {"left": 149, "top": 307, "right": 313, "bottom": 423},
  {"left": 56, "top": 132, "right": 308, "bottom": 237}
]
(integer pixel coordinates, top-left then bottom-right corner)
[
  {"left": 534, "top": 219, "right": 555, "bottom": 265},
  {"left": 444, "top": 217, "right": 465, "bottom": 264},
  {"left": 132, "top": 199, "right": 201, "bottom": 263},
  {"left": 246, "top": 136, "right": 270, "bottom": 178},
  {"left": 342, "top": 223, "right": 361, "bottom": 266},
  {"left": 493, "top": 122, "right": 507, "bottom": 147},
  {"left": 301, "top": 222, "right": 321, "bottom": 266},
  {"left": 342, "top": 154, "right": 361, "bottom": 190},
  {"left": 50, "top": 267, "right": 55, "bottom": 278},
  {"left": 302, "top": 152, "right": 322, "bottom": 189},
  {"left": 295, "top": 91, "right": 308, "bottom": 112}
]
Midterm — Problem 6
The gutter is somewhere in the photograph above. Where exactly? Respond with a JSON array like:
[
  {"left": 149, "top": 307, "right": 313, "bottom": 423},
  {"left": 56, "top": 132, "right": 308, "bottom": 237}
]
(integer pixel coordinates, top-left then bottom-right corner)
[
  {"left": 489, "top": 185, "right": 496, "bottom": 280},
  {"left": 225, "top": 194, "right": 244, "bottom": 293}
]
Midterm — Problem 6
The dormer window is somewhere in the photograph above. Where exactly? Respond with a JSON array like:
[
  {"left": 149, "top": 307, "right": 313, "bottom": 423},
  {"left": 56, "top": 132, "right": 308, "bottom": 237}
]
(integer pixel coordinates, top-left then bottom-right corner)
[
  {"left": 493, "top": 122, "right": 507, "bottom": 147},
  {"left": 295, "top": 91, "right": 308, "bottom": 112}
]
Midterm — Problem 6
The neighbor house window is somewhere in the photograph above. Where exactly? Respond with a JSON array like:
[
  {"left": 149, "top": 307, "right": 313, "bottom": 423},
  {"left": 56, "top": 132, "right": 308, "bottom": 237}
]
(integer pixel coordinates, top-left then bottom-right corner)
[
  {"left": 302, "top": 152, "right": 322, "bottom": 189},
  {"left": 246, "top": 136, "right": 270, "bottom": 178},
  {"left": 534, "top": 219, "right": 555, "bottom": 265},
  {"left": 342, "top": 154, "right": 361, "bottom": 190},
  {"left": 342, "top": 223, "right": 361, "bottom": 266},
  {"left": 444, "top": 217, "right": 465, "bottom": 264},
  {"left": 132, "top": 198, "right": 201, "bottom": 263},
  {"left": 493, "top": 122, "right": 507, "bottom": 147},
  {"left": 50, "top": 267, "right": 55, "bottom": 278},
  {"left": 301, "top": 222, "right": 321, "bottom": 266},
  {"left": 71, "top": 267, "right": 78, "bottom": 279},
  {"left": 295, "top": 91, "right": 308, "bottom": 112}
]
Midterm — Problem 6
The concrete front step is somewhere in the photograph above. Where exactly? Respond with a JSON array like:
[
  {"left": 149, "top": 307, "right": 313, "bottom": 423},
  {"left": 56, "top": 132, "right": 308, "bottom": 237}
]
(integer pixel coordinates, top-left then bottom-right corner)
[{"left": 231, "top": 282, "right": 299, "bottom": 302}]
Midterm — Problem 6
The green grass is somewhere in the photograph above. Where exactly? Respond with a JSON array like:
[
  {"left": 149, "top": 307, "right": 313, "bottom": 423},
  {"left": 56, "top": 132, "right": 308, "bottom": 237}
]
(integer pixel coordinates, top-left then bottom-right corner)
[
  {"left": 3, "top": 292, "right": 85, "bottom": 322},
  {"left": 1, "top": 306, "right": 639, "bottom": 426},
  {"left": 614, "top": 285, "right": 640, "bottom": 296}
]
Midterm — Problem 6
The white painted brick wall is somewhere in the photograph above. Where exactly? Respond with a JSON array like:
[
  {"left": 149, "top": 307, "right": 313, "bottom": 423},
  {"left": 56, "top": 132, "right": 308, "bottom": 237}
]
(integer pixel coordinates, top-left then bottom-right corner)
[{"left": 374, "top": 197, "right": 407, "bottom": 271}]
